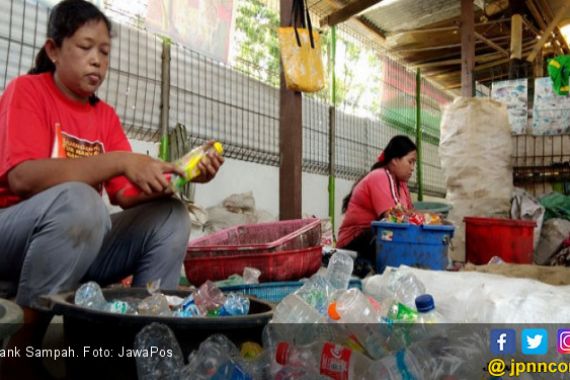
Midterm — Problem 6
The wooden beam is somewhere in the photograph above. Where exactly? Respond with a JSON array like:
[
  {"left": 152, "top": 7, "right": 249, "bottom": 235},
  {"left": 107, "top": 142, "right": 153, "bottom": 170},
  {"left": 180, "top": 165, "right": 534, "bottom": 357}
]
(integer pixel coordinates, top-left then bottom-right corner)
[
  {"left": 537, "top": 0, "right": 570, "bottom": 53},
  {"left": 527, "top": 0, "right": 564, "bottom": 55},
  {"left": 279, "top": 0, "right": 302, "bottom": 220},
  {"left": 475, "top": 31, "right": 509, "bottom": 57},
  {"left": 385, "top": 18, "right": 510, "bottom": 38},
  {"left": 320, "top": 0, "right": 383, "bottom": 27},
  {"left": 461, "top": 0, "right": 475, "bottom": 97},
  {"left": 526, "top": 1, "right": 570, "bottom": 62},
  {"left": 521, "top": 15, "right": 540, "bottom": 37},
  {"left": 510, "top": 14, "right": 523, "bottom": 59}
]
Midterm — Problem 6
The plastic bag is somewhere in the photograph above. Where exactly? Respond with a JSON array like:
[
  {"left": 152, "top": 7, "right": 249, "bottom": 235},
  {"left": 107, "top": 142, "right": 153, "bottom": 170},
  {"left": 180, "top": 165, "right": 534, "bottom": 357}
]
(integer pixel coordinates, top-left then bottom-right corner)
[{"left": 278, "top": 0, "right": 324, "bottom": 93}]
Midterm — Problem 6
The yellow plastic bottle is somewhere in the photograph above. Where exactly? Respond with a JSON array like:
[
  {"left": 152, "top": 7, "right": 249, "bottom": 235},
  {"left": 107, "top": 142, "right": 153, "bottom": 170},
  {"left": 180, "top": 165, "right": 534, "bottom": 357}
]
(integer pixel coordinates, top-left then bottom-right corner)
[{"left": 171, "top": 141, "right": 224, "bottom": 191}]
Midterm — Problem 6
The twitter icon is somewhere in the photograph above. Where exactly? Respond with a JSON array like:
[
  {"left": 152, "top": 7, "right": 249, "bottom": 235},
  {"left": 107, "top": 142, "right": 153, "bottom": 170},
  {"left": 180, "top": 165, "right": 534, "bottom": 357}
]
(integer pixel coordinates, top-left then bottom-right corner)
[{"left": 522, "top": 329, "right": 548, "bottom": 355}]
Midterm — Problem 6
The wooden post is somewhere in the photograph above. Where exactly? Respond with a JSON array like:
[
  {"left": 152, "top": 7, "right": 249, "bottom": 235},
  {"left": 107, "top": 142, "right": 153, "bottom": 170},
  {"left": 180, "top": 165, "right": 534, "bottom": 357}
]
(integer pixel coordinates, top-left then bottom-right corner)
[
  {"left": 280, "top": 0, "right": 302, "bottom": 220},
  {"left": 159, "top": 38, "right": 171, "bottom": 161},
  {"left": 460, "top": 0, "right": 475, "bottom": 97},
  {"left": 510, "top": 14, "right": 523, "bottom": 59},
  {"left": 534, "top": 49, "right": 544, "bottom": 77}
]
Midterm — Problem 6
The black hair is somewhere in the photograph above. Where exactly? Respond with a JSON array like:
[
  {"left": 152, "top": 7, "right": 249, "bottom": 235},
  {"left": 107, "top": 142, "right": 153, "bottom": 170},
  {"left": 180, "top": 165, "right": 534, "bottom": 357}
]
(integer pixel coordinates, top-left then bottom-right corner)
[
  {"left": 341, "top": 135, "right": 417, "bottom": 213},
  {"left": 29, "top": 0, "right": 112, "bottom": 105}
]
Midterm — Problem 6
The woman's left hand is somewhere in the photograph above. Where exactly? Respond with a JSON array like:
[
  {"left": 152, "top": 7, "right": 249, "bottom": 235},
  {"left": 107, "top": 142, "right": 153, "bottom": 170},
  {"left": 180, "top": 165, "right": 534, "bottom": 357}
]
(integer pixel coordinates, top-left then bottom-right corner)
[{"left": 193, "top": 143, "right": 225, "bottom": 183}]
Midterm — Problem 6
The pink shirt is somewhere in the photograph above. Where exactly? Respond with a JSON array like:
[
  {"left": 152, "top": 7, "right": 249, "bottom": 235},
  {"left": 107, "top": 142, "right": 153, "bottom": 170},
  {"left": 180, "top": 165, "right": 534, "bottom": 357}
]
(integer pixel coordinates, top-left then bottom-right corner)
[{"left": 337, "top": 168, "right": 413, "bottom": 248}]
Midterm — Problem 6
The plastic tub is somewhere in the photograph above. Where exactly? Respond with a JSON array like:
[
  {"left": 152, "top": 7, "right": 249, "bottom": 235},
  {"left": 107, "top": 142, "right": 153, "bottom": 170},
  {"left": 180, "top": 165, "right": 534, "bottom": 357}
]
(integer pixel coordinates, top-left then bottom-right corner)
[
  {"left": 464, "top": 217, "right": 536, "bottom": 264},
  {"left": 40, "top": 288, "right": 273, "bottom": 379},
  {"left": 220, "top": 279, "right": 363, "bottom": 304},
  {"left": 371, "top": 221, "right": 455, "bottom": 273},
  {"left": 187, "top": 218, "right": 321, "bottom": 257},
  {"left": 185, "top": 245, "right": 322, "bottom": 286}
]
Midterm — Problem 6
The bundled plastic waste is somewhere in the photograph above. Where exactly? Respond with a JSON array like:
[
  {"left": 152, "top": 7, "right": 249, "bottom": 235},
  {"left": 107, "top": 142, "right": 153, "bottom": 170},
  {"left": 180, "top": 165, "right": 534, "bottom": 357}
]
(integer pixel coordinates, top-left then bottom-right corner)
[{"left": 382, "top": 204, "right": 444, "bottom": 225}]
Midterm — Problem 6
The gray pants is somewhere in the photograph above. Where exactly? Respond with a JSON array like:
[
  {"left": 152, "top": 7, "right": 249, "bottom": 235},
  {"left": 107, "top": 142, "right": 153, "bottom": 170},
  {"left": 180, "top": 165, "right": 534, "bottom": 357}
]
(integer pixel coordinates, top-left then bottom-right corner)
[{"left": 0, "top": 182, "right": 191, "bottom": 308}]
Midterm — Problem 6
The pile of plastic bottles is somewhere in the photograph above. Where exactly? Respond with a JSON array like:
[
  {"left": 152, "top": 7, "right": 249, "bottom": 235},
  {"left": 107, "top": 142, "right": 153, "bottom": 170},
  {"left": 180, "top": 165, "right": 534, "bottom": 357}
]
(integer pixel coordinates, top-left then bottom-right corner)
[
  {"left": 130, "top": 254, "right": 495, "bottom": 379},
  {"left": 74, "top": 279, "right": 250, "bottom": 318},
  {"left": 382, "top": 204, "right": 443, "bottom": 225}
]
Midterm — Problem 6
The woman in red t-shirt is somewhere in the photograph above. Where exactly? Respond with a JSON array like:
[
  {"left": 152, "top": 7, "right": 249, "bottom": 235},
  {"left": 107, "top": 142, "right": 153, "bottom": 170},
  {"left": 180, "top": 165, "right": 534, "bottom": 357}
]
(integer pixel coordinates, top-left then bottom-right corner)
[{"left": 337, "top": 135, "right": 417, "bottom": 276}]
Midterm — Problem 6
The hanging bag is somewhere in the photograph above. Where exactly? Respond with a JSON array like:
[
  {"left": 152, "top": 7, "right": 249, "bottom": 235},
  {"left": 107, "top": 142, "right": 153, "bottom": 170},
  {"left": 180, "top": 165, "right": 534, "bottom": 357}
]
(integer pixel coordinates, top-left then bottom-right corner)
[{"left": 278, "top": 0, "right": 325, "bottom": 93}]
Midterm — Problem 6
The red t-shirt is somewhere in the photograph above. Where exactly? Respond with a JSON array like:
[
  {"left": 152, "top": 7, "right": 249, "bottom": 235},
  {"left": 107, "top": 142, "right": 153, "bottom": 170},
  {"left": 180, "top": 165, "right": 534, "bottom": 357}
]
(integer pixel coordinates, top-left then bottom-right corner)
[
  {"left": 337, "top": 168, "right": 413, "bottom": 248},
  {"left": 0, "top": 73, "right": 130, "bottom": 208}
]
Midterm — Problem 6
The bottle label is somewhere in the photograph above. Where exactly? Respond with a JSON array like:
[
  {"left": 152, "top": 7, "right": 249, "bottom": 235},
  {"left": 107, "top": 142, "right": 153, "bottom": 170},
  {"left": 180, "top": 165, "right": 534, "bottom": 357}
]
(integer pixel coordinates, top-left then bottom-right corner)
[{"left": 320, "top": 342, "right": 351, "bottom": 380}]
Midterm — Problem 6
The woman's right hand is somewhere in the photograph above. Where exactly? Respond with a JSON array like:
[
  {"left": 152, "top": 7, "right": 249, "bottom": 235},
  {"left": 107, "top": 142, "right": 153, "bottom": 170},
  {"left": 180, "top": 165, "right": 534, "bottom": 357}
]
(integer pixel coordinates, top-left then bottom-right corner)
[{"left": 121, "top": 153, "right": 184, "bottom": 195}]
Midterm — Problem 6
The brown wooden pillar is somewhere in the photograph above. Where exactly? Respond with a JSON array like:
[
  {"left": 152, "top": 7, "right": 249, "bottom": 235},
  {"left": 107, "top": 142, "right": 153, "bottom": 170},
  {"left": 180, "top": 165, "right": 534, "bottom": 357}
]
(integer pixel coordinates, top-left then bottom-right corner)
[
  {"left": 460, "top": 0, "right": 475, "bottom": 97},
  {"left": 279, "top": 0, "right": 302, "bottom": 220}
]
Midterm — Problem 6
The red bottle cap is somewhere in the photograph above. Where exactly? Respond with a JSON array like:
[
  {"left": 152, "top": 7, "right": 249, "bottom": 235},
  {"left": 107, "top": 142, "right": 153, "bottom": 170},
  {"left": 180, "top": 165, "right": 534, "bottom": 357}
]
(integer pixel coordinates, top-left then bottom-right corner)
[{"left": 276, "top": 342, "right": 290, "bottom": 365}]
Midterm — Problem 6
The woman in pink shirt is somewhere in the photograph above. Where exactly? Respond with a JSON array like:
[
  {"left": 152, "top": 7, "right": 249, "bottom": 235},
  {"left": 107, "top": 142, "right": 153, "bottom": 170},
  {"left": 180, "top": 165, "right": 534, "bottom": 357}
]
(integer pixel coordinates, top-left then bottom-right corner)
[{"left": 338, "top": 135, "right": 417, "bottom": 275}]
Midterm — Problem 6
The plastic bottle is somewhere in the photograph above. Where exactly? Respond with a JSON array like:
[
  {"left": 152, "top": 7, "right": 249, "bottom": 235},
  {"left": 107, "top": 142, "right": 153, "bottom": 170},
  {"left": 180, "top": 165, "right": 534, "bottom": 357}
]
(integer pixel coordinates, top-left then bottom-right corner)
[
  {"left": 326, "top": 251, "right": 354, "bottom": 290},
  {"left": 181, "top": 334, "right": 251, "bottom": 380},
  {"left": 135, "top": 323, "right": 185, "bottom": 380},
  {"left": 123, "top": 141, "right": 224, "bottom": 197},
  {"left": 74, "top": 282, "right": 107, "bottom": 311},
  {"left": 363, "top": 270, "right": 426, "bottom": 310},
  {"left": 294, "top": 274, "right": 335, "bottom": 315},
  {"left": 275, "top": 340, "right": 372, "bottom": 380},
  {"left": 328, "top": 288, "right": 390, "bottom": 359},
  {"left": 194, "top": 280, "right": 227, "bottom": 315},
  {"left": 272, "top": 294, "right": 325, "bottom": 323},
  {"left": 221, "top": 293, "right": 250, "bottom": 316},
  {"left": 173, "top": 141, "right": 224, "bottom": 189},
  {"left": 414, "top": 294, "right": 445, "bottom": 324},
  {"left": 362, "top": 329, "right": 489, "bottom": 380}
]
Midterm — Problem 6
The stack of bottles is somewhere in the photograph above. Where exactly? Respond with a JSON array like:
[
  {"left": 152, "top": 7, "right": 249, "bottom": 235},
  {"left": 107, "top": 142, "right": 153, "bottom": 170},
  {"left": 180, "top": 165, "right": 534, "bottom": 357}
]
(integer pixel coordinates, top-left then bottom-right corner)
[{"left": 74, "top": 279, "right": 250, "bottom": 318}]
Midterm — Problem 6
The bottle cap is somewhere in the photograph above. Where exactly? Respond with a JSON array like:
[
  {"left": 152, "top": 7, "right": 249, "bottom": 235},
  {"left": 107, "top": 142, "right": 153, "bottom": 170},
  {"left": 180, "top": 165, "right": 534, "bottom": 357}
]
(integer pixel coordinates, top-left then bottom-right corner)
[
  {"left": 212, "top": 141, "right": 224, "bottom": 155},
  {"left": 415, "top": 294, "right": 435, "bottom": 313},
  {"left": 276, "top": 342, "right": 290, "bottom": 365},
  {"left": 327, "top": 302, "right": 341, "bottom": 321}
]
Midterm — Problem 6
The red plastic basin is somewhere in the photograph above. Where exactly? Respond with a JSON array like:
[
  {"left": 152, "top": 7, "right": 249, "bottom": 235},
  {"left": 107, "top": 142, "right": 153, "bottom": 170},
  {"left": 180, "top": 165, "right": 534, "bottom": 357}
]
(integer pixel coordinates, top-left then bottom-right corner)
[{"left": 464, "top": 217, "right": 536, "bottom": 265}]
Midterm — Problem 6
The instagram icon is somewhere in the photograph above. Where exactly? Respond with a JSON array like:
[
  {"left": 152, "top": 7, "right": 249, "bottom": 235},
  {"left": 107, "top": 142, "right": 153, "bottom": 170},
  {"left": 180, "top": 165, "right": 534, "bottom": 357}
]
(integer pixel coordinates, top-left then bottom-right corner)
[{"left": 558, "top": 329, "right": 570, "bottom": 354}]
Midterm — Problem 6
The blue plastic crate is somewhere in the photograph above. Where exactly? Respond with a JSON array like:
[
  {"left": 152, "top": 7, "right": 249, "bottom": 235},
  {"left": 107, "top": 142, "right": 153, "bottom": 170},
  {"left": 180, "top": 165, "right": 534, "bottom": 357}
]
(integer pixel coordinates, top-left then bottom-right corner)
[
  {"left": 220, "top": 279, "right": 362, "bottom": 303},
  {"left": 371, "top": 221, "right": 455, "bottom": 273}
]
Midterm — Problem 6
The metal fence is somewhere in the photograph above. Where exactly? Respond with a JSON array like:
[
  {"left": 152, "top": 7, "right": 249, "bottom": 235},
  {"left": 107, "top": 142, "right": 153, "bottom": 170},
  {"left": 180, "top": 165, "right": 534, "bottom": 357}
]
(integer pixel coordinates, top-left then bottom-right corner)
[{"left": 0, "top": 0, "right": 450, "bottom": 197}]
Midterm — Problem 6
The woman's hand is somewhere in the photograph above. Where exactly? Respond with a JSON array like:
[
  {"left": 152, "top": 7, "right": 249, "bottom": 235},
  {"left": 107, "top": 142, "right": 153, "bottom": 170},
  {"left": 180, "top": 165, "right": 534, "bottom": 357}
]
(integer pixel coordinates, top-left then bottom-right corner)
[
  {"left": 192, "top": 141, "right": 225, "bottom": 183},
  {"left": 121, "top": 153, "right": 184, "bottom": 195}
]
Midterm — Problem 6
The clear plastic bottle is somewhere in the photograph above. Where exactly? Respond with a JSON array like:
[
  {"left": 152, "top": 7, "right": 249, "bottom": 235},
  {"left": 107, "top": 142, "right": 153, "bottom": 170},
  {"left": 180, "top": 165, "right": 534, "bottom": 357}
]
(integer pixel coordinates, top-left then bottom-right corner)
[
  {"left": 181, "top": 334, "right": 251, "bottom": 380},
  {"left": 221, "top": 293, "right": 250, "bottom": 316},
  {"left": 275, "top": 340, "right": 372, "bottom": 380},
  {"left": 123, "top": 141, "right": 224, "bottom": 197},
  {"left": 135, "top": 323, "right": 185, "bottom": 380},
  {"left": 294, "top": 273, "right": 335, "bottom": 315},
  {"left": 272, "top": 294, "right": 325, "bottom": 323},
  {"left": 74, "top": 282, "right": 107, "bottom": 311},
  {"left": 326, "top": 251, "right": 354, "bottom": 290},
  {"left": 194, "top": 280, "right": 227, "bottom": 315},
  {"left": 362, "top": 329, "right": 489, "bottom": 380},
  {"left": 328, "top": 288, "right": 390, "bottom": 359},
  {"left": 414, "top": 294, "right": 445, "bottom": 324}
]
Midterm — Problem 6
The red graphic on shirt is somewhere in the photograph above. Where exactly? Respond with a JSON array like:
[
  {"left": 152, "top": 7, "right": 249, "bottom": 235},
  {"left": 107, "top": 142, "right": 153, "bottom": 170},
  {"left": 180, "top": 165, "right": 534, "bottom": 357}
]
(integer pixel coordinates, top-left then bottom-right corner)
[{"left": 51, "top": 125, "right": 104, "bottom": 159}]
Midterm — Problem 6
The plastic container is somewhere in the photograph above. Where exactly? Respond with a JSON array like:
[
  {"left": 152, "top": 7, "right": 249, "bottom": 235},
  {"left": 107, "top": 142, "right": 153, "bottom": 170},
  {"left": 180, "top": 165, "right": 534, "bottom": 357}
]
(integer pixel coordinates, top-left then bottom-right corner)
[
  {"left": 39, "top": 288, "right": 273, "bottom": 379},
  {"left": 185, "top": 246, "right": 322, "bottom": 286},
  {"left": 413, "top": 201, "right": 451, "bottom": 217},
  {"left": 464, "top": 217, "right": 536, "bottom": 265},
  {"left": 187, "top": 218, "right": 321, "bottom": 257},
  {"left": 219, "top": 279, "right": 363, "bottom": 304},
  {"left": 371, "top": 221, "right": 455, "bottom": 273}
]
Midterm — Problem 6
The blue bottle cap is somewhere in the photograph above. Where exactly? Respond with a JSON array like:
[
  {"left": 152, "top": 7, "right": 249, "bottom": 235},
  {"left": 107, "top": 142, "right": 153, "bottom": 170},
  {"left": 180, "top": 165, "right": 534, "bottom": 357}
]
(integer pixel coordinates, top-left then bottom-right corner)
[{"left": 415, "top": 294, "right": 435, "bottom": 313}]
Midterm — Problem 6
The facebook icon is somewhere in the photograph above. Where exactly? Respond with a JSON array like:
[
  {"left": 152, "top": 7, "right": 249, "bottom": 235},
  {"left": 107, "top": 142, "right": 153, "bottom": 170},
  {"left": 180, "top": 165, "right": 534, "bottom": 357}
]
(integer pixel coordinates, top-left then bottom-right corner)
[{"left": 491, "top": 329, "right": 516, "bottom": 355}]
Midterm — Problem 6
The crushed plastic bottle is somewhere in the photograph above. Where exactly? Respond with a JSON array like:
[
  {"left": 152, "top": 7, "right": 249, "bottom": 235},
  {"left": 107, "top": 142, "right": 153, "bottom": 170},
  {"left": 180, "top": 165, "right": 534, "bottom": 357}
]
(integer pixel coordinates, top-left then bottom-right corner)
[
  {"left": 105, "top": 299, "right": 137, "bottom": 314},
  {"left": 181, "top": 334, "right": 251, "bottom": 380},
  {"left": 221, "top": 293, "right": 250, "bottom": 316},
  {"left": 243, "top": 267, "right": 261, "bottom": 284},
  {"left": 363, "top": 329, "right": 490, "bottom": 380},
  {"left": 274, "top": 366, "right": 330, "bottom": 380},
  {"left": 135, "top": 323, "right": 185, "bottom": 380},
  {"left": 294, "top": 274, "right": 335, "bottom": 315},
  {"left": 74, "top": 282, "right": 107, "bottom": 310},
  {"left": 138, "top": 293, "right": 173, "bottom": 317},
  {"left": 275, "top": 340, "right": 372, "bottom": 380},
  {"left": 194, "top": 280, "right": 226, "bottom": 314},
  {"left": 325, "top": 251, "right": 354, "bottom": 290}
]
